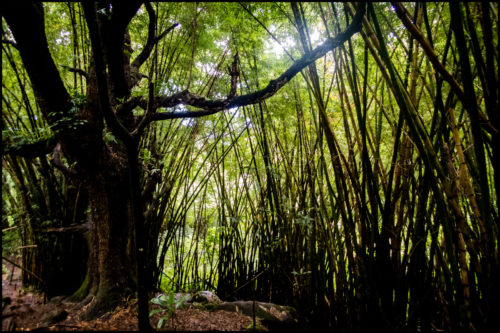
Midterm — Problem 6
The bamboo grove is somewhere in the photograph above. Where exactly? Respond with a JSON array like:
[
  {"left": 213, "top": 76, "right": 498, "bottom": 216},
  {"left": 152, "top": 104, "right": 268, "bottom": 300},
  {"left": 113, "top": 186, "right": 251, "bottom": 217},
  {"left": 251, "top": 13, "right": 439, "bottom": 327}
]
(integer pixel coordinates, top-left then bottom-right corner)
[{"left": 2, "top": 2, "right": 498, "bottom": 331}]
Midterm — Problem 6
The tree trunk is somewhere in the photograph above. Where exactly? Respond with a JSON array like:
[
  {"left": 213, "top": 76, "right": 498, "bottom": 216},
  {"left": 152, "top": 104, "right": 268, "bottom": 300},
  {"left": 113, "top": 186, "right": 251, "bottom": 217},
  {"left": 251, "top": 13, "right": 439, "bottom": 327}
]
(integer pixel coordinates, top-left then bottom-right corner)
[{"left": 81, "top": 166, "right": 136, "bottom": 318}]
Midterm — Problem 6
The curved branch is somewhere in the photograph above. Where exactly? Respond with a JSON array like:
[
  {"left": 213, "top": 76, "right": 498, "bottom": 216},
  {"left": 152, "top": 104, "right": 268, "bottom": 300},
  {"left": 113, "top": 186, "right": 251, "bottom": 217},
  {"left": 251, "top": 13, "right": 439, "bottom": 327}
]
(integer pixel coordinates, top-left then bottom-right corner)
[
  {"left": 131, "top": 2, "right": 157, "bottom": 71},
  {"left": 83, "top": 1, "right": 133, "bottom": 143},
  {"left": 105, "top": 0, "right": 143, "bottom": 98},
  {"left": 50, "top": 143, "right": 78, "bottom": 177},
  {"left": 146, "top": 4, "right": 365, "bottom": 121},
  {"left": 130, "top": 6, "right": 179, "bottom": 87}
]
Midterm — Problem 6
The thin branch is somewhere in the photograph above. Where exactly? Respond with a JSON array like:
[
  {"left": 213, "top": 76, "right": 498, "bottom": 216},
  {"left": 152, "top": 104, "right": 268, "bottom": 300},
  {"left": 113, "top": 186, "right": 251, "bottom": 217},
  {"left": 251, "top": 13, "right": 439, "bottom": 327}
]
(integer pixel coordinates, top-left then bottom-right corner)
[
  {"left": 34, "top": 222, "right": 90, "bottom": 234},
  {"left": 50, "top": 143, "right": 78, "bottom": 176},
  {"left": 131, "top": 2, "right": 156, "bottom": 70},
  {"left": 130, "top": 2, "right": 178, "bottom": 72},
  {"left": 131, "top": 82, "right": 154, "bottom": 137},
  {"left": 238, "top": 2, "right": 295, "bottom": 61},
  {"left": 154, "top": 22, "right": 179, "bottom": 44},
  {"left": 129, "top": 18, "right": 178, "bottom": 87},
  {"left": 2, "top": 256, "right": 45, "bottom": 286},
  {"left": 3, "top": 136, "right": 57, "bottom": 158},
  {"left": 62, "top": 66, "right": 88, "bottom": 79}
]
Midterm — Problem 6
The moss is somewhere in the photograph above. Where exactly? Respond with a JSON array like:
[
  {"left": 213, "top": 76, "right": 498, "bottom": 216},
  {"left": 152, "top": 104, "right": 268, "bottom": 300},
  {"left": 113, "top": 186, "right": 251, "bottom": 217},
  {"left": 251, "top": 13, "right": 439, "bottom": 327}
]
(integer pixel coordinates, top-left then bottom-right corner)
[
  {"left": 67, "top": 270, "right": 90, "bottom": 302},
  {"left": 80, "top": 288, "right": 122, "bottom": 320},
  {"left": 95, "top": 290, "right": 120, "bottom": 312}
]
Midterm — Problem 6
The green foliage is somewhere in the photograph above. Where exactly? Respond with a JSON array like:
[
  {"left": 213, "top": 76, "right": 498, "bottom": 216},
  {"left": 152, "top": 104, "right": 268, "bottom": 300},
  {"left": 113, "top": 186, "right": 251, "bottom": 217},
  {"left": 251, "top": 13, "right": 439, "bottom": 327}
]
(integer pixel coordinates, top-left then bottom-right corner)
[
  {"left": 103, "top": 131, "right": 118, "bottom": 145},
  {"left": 149, "top": 292, "right": 190, "bottom": 329},
  {"left": 246, "top": 322, "right": 265, "bottom": 331},
  {"left": 47, "top": 96, "right": 87, "bottom": 134},
  {"left": 1, "top": 227, "right": 20, "bottom": 258}
]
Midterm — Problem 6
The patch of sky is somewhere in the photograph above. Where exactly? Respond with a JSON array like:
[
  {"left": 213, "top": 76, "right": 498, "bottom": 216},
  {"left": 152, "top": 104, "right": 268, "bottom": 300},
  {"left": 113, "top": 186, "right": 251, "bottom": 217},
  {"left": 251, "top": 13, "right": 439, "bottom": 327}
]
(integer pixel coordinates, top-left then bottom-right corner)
[
  {"left": 181, "top": 116, "right": 195, "bottom": 127},
  {"left": 309, "top": 29, "right": 321, "bottom": 47},
  {"left": 264, "top": 36, "right": 295, "bottom": 58},
  {"left": 174, "top": 104, "right": 188, "bottom": 112},
  {"left": 55, "top": 30, "right": 71, "bottom": 46},
  {"left": 245, "top": 117, "right": 254, "bottom": 128},
  {"left": 214, "top": 37, "right": 229, "bottom": 49},
  {"left": 198, "top": 61, "right": 219, "bottom": 77},
  {"left": 229, "top": 107, "right": 238, "bottom": 116},
  {"left": 164, "top": 81, "right": 181, "bottom": 94},
  {"left": 132, "top": 41, "right": 141, "bottom": 51}
]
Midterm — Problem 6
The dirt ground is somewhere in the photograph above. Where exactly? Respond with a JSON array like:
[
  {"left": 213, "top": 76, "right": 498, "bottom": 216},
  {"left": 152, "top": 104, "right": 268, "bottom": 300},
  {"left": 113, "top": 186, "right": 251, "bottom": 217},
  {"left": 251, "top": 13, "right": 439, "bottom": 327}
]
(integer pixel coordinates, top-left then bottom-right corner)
[{"left": 2, "top": 259, "right": 263, "bottom": 331}]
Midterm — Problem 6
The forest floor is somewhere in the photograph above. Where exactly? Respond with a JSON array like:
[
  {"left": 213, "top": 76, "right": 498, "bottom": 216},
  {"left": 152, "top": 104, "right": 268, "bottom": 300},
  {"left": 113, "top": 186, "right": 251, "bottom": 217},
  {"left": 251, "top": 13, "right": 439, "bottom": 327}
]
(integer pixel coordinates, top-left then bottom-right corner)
[{"left": 2, "top": 259, "right": 263, "bottom": 331}]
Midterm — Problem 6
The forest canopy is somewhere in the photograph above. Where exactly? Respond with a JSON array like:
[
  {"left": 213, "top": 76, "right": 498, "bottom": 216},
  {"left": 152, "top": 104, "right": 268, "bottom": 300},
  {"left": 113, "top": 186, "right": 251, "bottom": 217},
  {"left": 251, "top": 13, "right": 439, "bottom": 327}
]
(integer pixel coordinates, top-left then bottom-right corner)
[{"left": 2, "top": 2, "right": 499, "bottom": 331}]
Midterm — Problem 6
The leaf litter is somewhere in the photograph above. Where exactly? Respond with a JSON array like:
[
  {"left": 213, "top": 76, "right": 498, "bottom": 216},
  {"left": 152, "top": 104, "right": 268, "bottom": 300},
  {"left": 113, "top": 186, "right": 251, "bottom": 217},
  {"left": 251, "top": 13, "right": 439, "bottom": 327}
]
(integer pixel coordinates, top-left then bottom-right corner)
[{"left": 2, "top": 260, "right": 264, "bottom": 331}]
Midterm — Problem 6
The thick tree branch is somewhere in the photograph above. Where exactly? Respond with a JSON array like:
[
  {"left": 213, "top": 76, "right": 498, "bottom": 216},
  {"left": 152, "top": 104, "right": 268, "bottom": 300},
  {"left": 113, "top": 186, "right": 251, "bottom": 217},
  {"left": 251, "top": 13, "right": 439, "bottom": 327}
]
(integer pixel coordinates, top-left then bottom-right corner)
[
  {"left": 3, "top": 136, "right": 57, "bottom": 158},
  {"left": 34, "top": 222, "right": 90, "bottom": 234},
  {"left": 144, "top": 4, "right": 365, "bottom": 121},
  {"left": 3, "top": 3, "right": 72, "bottom": 122},
  {"left": 129, "top": 2, "right": 178, "bottom": 88},
  {"left": 130, "top": 2, "right": 156, "bottom": 70},
  {"left": 103, "top": 0, "right": 143, "bottom": 98},
  {"left": 83, "top": 1, "right": 133, "bottom": 143}
]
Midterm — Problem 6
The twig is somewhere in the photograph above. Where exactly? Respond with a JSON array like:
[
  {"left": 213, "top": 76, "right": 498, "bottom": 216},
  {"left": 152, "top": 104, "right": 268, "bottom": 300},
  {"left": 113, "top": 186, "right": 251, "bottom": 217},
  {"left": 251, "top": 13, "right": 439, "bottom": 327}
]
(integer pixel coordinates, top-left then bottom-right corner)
[
  {"left": 50, "top": 143, "right": 78, "bottom": 177},
  {"left": 62, "top": 65, "right": 88, "bottom": 79},
  {"left": 16, "top": 245, "right": 38, "bottom": 250},
  {"left": 33, "top": 324, "right": 82, "bottom": 331},
  {"left": 2, "top": 256, "right": 45, "bottom": 286},
  {"left": 2, "top": 226, "right": 18, "bottom": 233},
  {"left": 231, "top": 268, "right": 269, "bottom": 295}
]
